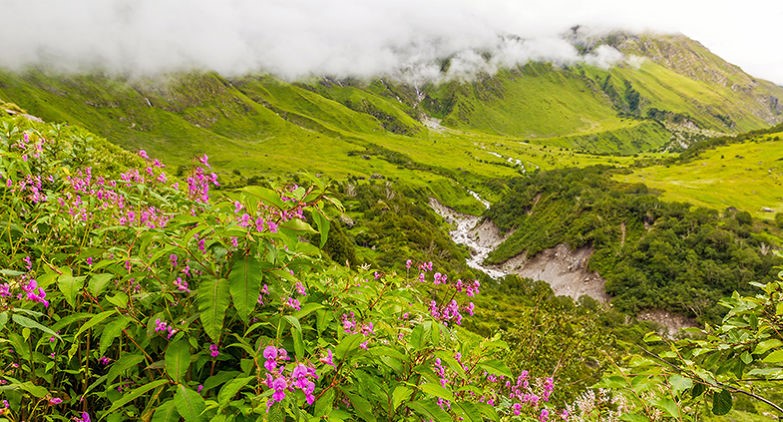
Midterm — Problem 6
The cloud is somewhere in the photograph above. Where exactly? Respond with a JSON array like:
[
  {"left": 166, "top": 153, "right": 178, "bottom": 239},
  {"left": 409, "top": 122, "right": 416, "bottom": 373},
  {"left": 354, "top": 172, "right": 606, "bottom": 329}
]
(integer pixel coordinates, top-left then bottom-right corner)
[{"left": 0, "top": 0, "right": 758, "bottom": 83}]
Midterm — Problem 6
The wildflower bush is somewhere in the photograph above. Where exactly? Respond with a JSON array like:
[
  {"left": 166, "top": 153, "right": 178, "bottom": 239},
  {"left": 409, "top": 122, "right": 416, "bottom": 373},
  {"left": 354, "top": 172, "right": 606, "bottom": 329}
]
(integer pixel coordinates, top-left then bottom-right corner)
[
  {"left": 0, "top": 117, "right": 568, "bottom": 421},
  {"left": 593, "top": 269, "right": 783, "bottom": 420}
]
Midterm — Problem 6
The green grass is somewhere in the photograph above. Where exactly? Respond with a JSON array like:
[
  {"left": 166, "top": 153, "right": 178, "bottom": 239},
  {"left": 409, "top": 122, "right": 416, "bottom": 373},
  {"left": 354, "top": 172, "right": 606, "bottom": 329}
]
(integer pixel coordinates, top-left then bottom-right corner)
[{"left": 617, "top": 133, "right": 783, "bottom": 219}]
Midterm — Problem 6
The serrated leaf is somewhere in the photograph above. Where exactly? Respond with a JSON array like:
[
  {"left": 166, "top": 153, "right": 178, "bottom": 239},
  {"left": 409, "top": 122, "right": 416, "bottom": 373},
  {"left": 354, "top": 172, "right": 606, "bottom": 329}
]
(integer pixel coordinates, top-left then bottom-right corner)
[
  {"left": 452, "top": 401, "right": 484, "bottom": 422},
  {"left": 228, "top": 256, "right": 262, "bottom": 323},
  {"left": 347, "top": 394, "right": 376, "bottom": 422},
  {"left": 175, "top": 385, "right": 205, "bottom": 422},
  {"left": 392, "top": 386, "right": 412, "bottom": 410},
  {"left": 712, "top": 389, "right": 732, "bottom": 415},
  {"left": 655, "top": 398, "right": 679, "bottom": 418},
  {"left": 620, "top": 414, "right": 650, "bottom": 422},
  {"left": 315, "top": 388, "right": 336, "bottom": 417},
  {"left": 107, "top": 354, "right": 145, "bottom": 385},
  {"left": 312, "top": 210, "right": 330, "bottom": 248},
  {"left": 217, "top": 376, "right": 253, "bottom": 404},
  {"left": 88, "top": 273, "right": 114, "bottom": 297},
  {"left": 17, "top": 382, "right": 49, "bottom": 398},
  {"left": 420, "top": 382, "right": 454, "bottom": 401},
  {"left": 11, "top": 314, "right": 60, "bottom": 339},
  {"left": 763, "top": 349, "right": 783, "bottom": 363},
  {"left": 75, "top": 310, "right": 116, "bottom": 338},
  {"left": 478, "top": 359, "right": 513, "bottom": 378},
  {"left": 668, "top": 374, "right": 693, "bottom": 395},
  {"left": 100, "top": 316, "right": 130, "bottom": 355},
  {"left": 753, "top": 339, "right": 782, "bottom": 355},
  {"left": 105, "top": 379, "right": 168, "bottom": 416},
  {"left": 407, "top": 400, "right": 452, "bottom": 422},
  {"left": 197, "top": 279, "right": 230, "bottom": 343},
  {"left": 165, "top": 338, "right": 191, "bottom": 382},
  {"left": 58, "top": 273, "right": 86, "bottom": 308},
  {"left": 151, "top": 400, "right": 179, "bottom": 422},
  {"left": 291, "top": 326, "right": 304, "bottom": 358}
]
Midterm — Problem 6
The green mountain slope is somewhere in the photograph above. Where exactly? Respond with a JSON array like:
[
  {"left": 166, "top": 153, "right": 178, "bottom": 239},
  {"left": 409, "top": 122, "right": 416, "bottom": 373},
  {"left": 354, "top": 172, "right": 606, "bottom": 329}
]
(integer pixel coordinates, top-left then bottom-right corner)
[{"left": 1, "top": 32, "right": 782, "bottom": 181}]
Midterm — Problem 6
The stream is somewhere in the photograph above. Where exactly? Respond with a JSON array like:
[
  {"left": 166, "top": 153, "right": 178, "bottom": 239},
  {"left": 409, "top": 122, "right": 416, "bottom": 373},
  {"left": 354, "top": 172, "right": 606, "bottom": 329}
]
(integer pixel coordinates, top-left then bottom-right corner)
[
  {"left": 428, "top": 197, "right": 508, "bottom": 279},
  {"left": 429, "top": 195, "right": 611, "bottom": 303}
]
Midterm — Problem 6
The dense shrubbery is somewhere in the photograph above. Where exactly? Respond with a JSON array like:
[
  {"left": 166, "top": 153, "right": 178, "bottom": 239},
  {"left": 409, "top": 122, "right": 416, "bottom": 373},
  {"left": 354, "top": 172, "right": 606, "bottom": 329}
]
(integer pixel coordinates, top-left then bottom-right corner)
[
  {"left": 0, "top": 117, "right": 572, "bottom": 421},
  {"left": 486, "top": 166, "right": 781, "bottom": 321}
]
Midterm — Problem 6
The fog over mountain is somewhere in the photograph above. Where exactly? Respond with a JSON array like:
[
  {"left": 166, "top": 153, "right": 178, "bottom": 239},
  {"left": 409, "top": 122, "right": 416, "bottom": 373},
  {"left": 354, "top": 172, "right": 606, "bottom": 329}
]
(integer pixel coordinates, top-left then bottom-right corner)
[{"left": 2, "top": 0, "right": 782, "bottom": 84}]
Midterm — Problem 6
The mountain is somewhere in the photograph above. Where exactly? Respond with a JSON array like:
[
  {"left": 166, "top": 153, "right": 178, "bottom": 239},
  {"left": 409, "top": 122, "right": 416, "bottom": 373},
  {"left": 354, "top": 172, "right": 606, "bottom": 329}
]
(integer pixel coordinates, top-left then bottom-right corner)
[{"left": 0, "top": 32, "right": 781, "bottom": 187}]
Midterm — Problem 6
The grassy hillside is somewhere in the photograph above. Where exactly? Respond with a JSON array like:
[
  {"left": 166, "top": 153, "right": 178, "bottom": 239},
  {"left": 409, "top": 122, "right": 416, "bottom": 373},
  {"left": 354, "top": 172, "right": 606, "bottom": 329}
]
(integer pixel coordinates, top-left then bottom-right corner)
[
  {"left": 0, "top": 32, "right": 781, "bottom": 174},
  {"left": 618, "top": 131, "right": 783, "bottom": 219}
]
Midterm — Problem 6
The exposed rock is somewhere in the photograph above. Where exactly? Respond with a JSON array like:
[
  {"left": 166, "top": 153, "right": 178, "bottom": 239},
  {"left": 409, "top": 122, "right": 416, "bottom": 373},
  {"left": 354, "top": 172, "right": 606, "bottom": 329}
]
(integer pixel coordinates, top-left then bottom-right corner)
[
  {"left": 638, "top": 309, "right": 697, "bottom": 338},
  {"left": 430, "top": 197, "right": 608, "bottom": 302}
]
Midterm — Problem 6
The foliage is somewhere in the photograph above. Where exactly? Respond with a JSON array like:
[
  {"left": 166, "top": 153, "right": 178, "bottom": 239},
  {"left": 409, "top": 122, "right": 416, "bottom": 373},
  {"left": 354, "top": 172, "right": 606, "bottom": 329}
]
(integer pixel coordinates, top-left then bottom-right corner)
[
  {"left": 598, "top": 269, "right": 783, "bottom": 420},
  {"left": 486, "top": 166, "right": 781, "bottom": 321},
  {"left": 0, "top": 117, "right": 569, "bottom": 421}
]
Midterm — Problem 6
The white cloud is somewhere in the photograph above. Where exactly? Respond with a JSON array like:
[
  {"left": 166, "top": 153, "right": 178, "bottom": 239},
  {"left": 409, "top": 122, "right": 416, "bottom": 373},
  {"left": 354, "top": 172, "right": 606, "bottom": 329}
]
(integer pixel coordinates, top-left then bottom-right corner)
[{"left": 0, "top": 0, "right": 781, "bottom": 84}]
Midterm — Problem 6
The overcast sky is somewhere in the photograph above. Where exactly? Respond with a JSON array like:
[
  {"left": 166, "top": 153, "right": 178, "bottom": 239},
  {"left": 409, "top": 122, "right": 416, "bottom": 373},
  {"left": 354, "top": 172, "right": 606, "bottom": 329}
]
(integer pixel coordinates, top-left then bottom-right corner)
[{"left": 1, "top": 0, "right": 782, "bottom": 84}]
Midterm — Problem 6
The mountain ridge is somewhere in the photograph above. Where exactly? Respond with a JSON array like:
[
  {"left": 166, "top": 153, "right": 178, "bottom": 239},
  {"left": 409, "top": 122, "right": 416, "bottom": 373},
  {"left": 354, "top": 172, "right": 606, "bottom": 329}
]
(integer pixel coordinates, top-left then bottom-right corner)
[{"left": 1, "top": 31, "right": 782, "bottom": 180}]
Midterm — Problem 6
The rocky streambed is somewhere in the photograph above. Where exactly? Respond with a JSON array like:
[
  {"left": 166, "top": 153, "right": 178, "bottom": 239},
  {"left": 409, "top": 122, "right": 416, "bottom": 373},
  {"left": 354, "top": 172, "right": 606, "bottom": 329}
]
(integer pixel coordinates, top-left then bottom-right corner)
[{"left": 430, "top": 198, "right": 609, "bottom": 302}]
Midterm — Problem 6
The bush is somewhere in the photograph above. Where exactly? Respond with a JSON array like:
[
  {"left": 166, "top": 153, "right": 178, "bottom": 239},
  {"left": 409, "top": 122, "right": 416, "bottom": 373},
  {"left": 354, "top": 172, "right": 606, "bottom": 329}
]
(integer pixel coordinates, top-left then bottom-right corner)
[{"left": 0, "top": 118, "right": 565, "bottom": 421}]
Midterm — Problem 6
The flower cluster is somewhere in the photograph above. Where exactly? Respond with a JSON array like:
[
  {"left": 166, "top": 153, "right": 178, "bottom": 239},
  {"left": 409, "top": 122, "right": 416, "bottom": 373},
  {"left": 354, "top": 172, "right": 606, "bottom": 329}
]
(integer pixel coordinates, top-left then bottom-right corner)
[
  {"left": 186, "top": 155, "right": 219, "bottom": 204},
  {"left": 154, "top": 319, "right": 177, "bottom": 339},
  {"left": 262, "top": 346, "right": 319, "bottom": 407}
]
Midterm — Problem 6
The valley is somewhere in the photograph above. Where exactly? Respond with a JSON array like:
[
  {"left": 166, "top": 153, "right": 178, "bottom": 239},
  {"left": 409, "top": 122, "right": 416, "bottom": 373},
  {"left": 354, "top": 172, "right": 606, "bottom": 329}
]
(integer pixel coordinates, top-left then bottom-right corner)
[{"left": 3, "top": 28, "right": 783, "bottom": 420}]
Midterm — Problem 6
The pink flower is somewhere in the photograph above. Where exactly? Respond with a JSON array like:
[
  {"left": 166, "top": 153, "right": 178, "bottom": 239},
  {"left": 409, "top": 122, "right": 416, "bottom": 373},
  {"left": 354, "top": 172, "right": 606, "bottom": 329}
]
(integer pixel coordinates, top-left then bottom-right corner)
[
  {"left": 209, "top": 344, "right": 220, "bottom": 358},
  {"left": 319, "top": 349, "right": 334, "bottom": 367},
  {"left": 138, "top": 150, "right": 149, "bottom": 159},
  {"left": 48, "top": 397, "right": 62, "bottom": 405}
]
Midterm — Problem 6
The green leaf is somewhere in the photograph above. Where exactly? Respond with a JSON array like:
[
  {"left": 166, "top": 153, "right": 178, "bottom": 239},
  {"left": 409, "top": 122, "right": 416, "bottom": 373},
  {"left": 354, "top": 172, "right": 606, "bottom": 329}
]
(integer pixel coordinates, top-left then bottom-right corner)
[
  {"left": 668, "top": 374, "right": 693, "bottom": 395},
  {"left": 753, "top": 339, "right": 782, "bottom": 355},
  {"left": 151, "top": 399, "right": 180, "bottom": 422},
  {"left": 283, "top": 315, "right": 301, "bottom": 331},
  {"left": 242, "top": 186, "right": 285, "bottom": 208},
  {"left": 420, "top": 382, "right": 454, "bottom": 402},
  {"left": 217, "top": 376, "right": 253, "bottom": 404},
  {"left": 100, "top": 316, "right": 130, "bottom": 355},
  {"left": 197, "top": 278, "right": 230, "bottom": 343},
  {"left": 11, "top": 314, "right": 60, "bottom": 339},
  {"left": 763, "top": 349, "right": 783, "bottom": 363},
  {"left": 105, "top": 379, "right": 169, "bottom": 416},
  {"left": 655, "top": 398, "right": 679, "bottom": 418},
  {"left": 712, "top": 389, "right": 733, "bottom": 415},
  {"left": 107, "top": 354, "right": 145, "bottom": 385},
  {"left": 392, "top": 386, "right": 412, "bottom": 410},
  {"left": 477, "top": 360, "right": 513, "bottom": 378},
  {"left": 106, "top": 292, "right": 128, "bottom": 308},
  {"left": 347, "top": 394, "right": 376, "bottom": 422},
  {"left": 620, "top": 414, "right": 650, "bottom": 422},
  {"left": 407, "top": 400, "right": 452, "bottom": 422},
  {"left": 452, "top": 401, "right": 484, "bottom": 422},
  {"left": 88, "top": 273, "right": 114, "bottom": 297},
  {"left": 315, "top": 388, "right": 336, "bottom": 417},
  {"left": 17, "top": 382, "right": 49, "bottom": 398},
  {"left": 335, "top": 333, "right": 365, "bottom": 359},
  {"left": 165, "top": 338, "right": 191, "bottom": 382},
  {"left": 0, "top": 312, "right": 8, "bottom": 331},
  {"left": 57, "top": 273, "right": 86, "bottom": 307},
  {"left": 312, "top": 210, "right": 331, "bottom": 248},
  {"left": 75, "top": 309, "right": 116, "bottom": 338},
  {"left": 175, "top": 385, "right": 206, "bottom": 422},
  {"left": 228, "top": 256, "right": 262, "bottom": 323},
  {"left": 291, "top": 326, "right": 304, "bottom": 358},
  {"left": 279, "top": 219, "right": 316, "bottom": 234},
  {"left": 691, "top": 383, "right": 706, "bottom": 398}
]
